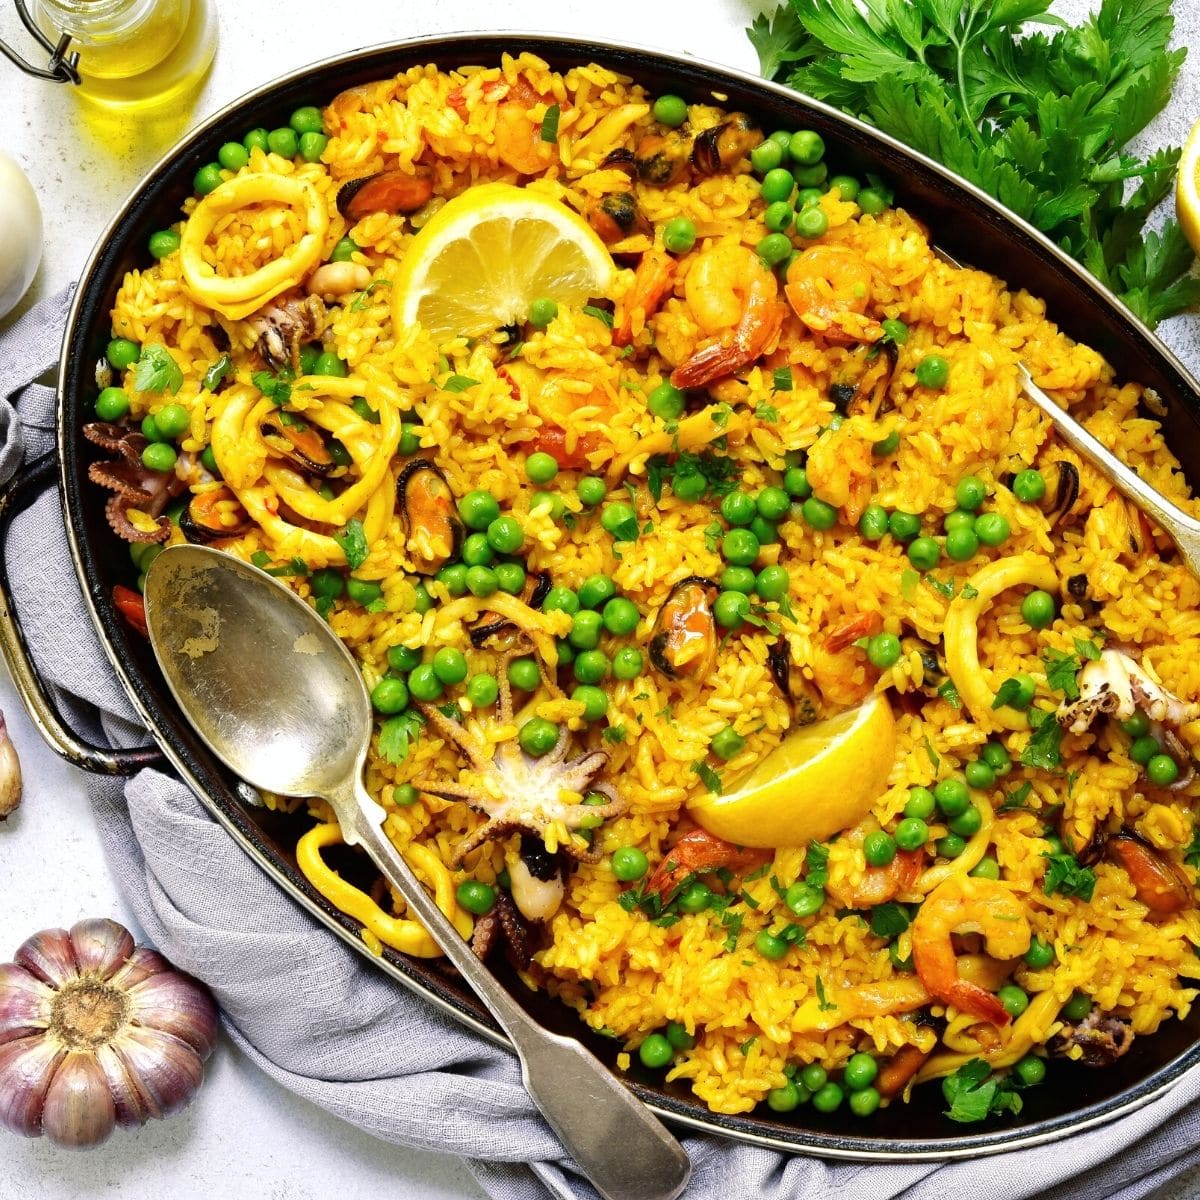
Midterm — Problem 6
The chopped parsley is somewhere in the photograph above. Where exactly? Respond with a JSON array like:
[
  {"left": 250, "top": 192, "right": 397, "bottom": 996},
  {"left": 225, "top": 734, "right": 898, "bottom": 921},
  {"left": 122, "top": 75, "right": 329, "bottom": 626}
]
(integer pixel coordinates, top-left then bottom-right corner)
[
  {"left": 1043, "top": 851, "right": 1097, "bottom": 902},
  {"left": 602, "top": 724, "right": 628, "bottom": 744},
  {"left": 251, "top": 366, "right": 294, "bottom": 407},
  {"left": 869, "top": 901, "right": 910, "bottom": 940},
  {"left": 1021, "top": 716, "right": 1065, "bottom": 771},
  {"left": 691, "top": 760, "right": 723, "bottom": 795},
  {"left": 646, "top": 450, "right": 741, "bottom": 503},
  {"left": 999, "top": 781, "right": 1033, "bottom": 812},
  {"left": 805, "top": 841, "right": 829, "bottom": 889},
  {"left": 201, "top": 353, "right": 231, "bottom": 392},
  {"left": 1075, "top": 635, "right": 1104, "bottom": 661},
  {"left": 992, "top": 676, "right": 1028, "bottom": 710},
  {"left": 942, "top": 1059, "right": 1023, "bottom": 1124},
  {"left": 937, "top": 679, "right": 962, "bottom": 709},
  {"left": 755, "top": 402, "right": 780, "bottom": 423},
  {"left": 333, "top": 518, "right": 369, "bottom": 571},
  {"left": 442, "top": 374, "right": 480, "bottom": 393},
  {"left": 1186, "top": 826, "right": 1200, "bottom": 870},
  {"left": 582, "top": 304, "right": 614, "bottom": 327},
  {"left": 378, "top": 710, "right": 424, "bottom": 765},
  {"left": 135, "top": 344, "right": 184, "bottom": 394},
  {"left": 539, "top": 103, "right": 560, "bottom": 142},
  {"left": 923, "top": 735, "right": 940, "bottom": 769},
  {"left": 249, "top": 552, "right": 309, "bottom": 578},
  {"left": 815, "top": 976, "right": 836, "bottom": 1012},
  {"left": 349, "top": 279, "right": 391, "bottom": 312},
  {"left": 1043, "top": 647, "right": 1083, "bottom": 701},
  {"left": 773, "top": 366, "right": 794, "bottom": 391}
]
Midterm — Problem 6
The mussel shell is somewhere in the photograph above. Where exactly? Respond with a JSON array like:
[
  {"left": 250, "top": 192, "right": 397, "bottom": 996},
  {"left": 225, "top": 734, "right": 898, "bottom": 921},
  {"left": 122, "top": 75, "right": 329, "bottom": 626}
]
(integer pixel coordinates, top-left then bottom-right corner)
[
  {"left": 468, "top": 571, "right": 551, "bottom": 648},
  {"left": 180, "top": 487, "right": 251, "bottom": 544},
  {"left": 336, "top": 169, "right": 434, "bottom": 220},
  {"left": 634, "top": 131, "right": 690, "bottom": 187},
  {"left": 691, "top": 113, "right": 761, "bottom": 176},
  {"left": 1039, "top": 460, "right": 1081, "bottom": 526},
  {"left": 261, "top": 415, "right": 335, "bottom": 475},
  {"left": 586, "top": 193, "right": 650, "bottom": 244},
  {"left": 397, "top": 459, "right": 462, "bottom": 572},
  {"left": 648, "top": 576, "right": 719, "bottom": 679},
  {"left": 599, "top": 148, "right": 637, "bottom": 176},
  {"left": 767, "top": 635, "right": 818, "bottom": 725},
  {"left": 829, "top": 341, "right": 896, "bottom": 417}
]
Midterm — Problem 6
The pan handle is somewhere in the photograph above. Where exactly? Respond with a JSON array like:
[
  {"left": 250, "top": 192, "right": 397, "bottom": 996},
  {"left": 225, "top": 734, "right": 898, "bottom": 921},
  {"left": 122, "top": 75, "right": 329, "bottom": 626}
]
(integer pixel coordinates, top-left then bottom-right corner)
[{"left": 0, "top": 452, "right": 163, "bottom": 776}]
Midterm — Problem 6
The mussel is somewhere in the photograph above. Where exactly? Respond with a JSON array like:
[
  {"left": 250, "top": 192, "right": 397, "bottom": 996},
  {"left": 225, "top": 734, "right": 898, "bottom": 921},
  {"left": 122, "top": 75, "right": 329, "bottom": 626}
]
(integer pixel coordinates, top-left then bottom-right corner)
[
  {"left": 900, "top": 634, "right": 947, "bottom": 698},
  {"left": 1106, "top": 831, "right": 1191, "bottom": 914},
  {"left": 179, "top": 486, "right": 252, "bottom": 544},
  {"left": 469, "top": 572, "right": 552, "bottom": 648},
  {"left": 691, "top": 113, "right": 761, "bottom": 176},
  {"left": 767, "top": 636, "right": 818, "bottom": 726},
  {"left": 1037, "top": 460, "right": 1081, "bottom": 526},
  {"left": 633, "top": 130, "right": 691, "bottom": 187},
  {"left": 585, "top": 193, "right": 652, "bottom": 245},
  {"left": 261, "top": 414, "right": 335, "bottom": 475},
  {"left": 599, "top": 147, "right": 637, "bottom": 177},
  {"left": 336, "top": 169, "right": 434, "bottom": 221},
  {"left": 648, "top": 576, "right": 719, "bottom": 679},
  {"left": 829, "top": 341, "right": 897, "bottom": 417},
  {"left": 397, "top": 459, "right": 462, "bottom": 572}
]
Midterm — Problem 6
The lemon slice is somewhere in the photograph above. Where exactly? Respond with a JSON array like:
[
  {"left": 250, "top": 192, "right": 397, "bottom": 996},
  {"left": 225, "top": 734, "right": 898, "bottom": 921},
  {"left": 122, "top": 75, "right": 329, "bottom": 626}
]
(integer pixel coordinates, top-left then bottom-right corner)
[
  {"left": 1178, "top": 118, "right": 1200, "bottom": 257},
  {"left": 391, "top": 182, "right": 615, "bottom": 342},
  {"left": 687, "top": 694, "right": 897, "bottom": 848}
]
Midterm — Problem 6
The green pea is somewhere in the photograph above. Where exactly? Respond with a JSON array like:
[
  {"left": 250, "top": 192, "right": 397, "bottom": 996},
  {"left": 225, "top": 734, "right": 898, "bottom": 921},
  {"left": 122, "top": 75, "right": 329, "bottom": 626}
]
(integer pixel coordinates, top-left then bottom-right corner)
[
  {"left": 647, "top": 381, "right": 686, "bottom": 421},
  {"left": 314, "top": 351, "right": 347, "bottom": 377},
  {"left": 722, "top": 528, "right": 760, "bottom": 565},
  {"left": 663, "top": 217, "right": 697, "bottom": 254},
  {"left": 783, "top": 467, "right": 811, "bottom": 499},
  {"left": 974, "top": 511, "right": 1010, "bottom": 547},
  {"left": 602, "top": 596, "right": 640, "bottom": 636},
  {"left": 507, "top": 657, "right": 541, "bottom": 692},
  {"left": 948, "top": 805, "right": 983, "bottom": 837},
  {"left": 969, "top": 856, "right": 1001, "bottom": 880},
  {"left": 665, "top": 1021, "right": 696, "bottom": 1050},
  {"left": 964, "top": 760, "right": 995, "bottom": 791},
  {"left": 945, "top": 526, "right": 980, "bottom": 562},
  {"left": 193, "top": 163, "right": 223, "bottom": 195},
  {"left": 577, "top": 476, "right": 606, "bottom": 506},
  {"left": 148, "top": 229, "right": 181, "bottom": 259},
  {"left": 711, "top": 725, "right": 745, "bottom": 761},
  {"left": 94, "top": 387, "right": 130, "bottom": 422},
  {"left": 435, "top": 563, "right": 468, "bottom": 598},
  {"left": 713, "top": 589, "right": 749, "bottom": 631},
  {"left": 569, "top": 609, "right": 603, "bottom": 650},
  {"left": 414, "top": 585, "right": 434, "bottom": 613},
  {"left": 465, "top": 565, "right": 499, "bottom": 598},
  {"left": 330, "top": 237, "right": 360, "bottom": 263},
  {"left": 393, "top": 783, "right": 419, "bottom": 807},
  {"left": 407, "top": 664, "right": 443, "bottom": 703},
  {"left": 141, "top": 442, "right": 177, "bottom": 473},
  {"left": 311, "top": 569, "right": 345, "bottom": 600},
  {"left": 572, "top": 685, "right": 609, "bottom": 721},
  {"left": 750, "top": 515, "right": 778, "bottom": 546},
  {"left": 857, "top": 187, "right": 888, "bottom": 215},
  {"left": 578, "top": 574, "right": 616, "bottom": 610},
  {"left": 755, "top": 564, "right": 789, "bottom": 601},
  {"left": 750, "top": 139, "right": 784, "bottom": 174},
  {"left": 801, "top": 496, "right": 837, "bottom": 531},
  {"left": 486, "top": 515, "right": 524, "bottom": 555},
  {"left": 757, "top": 230, "right": 793, "bottom": 268},
  {"left": 387, "top": 643, "right": 420, "bottom": 673},
  {"left": 858, "top": 504, "right": 889, "bottom": 542},
  {"left": 105, "top": 338, "right": 140, "bottom": 370},
  {"left": 981, "top": 741, "right": 1011, "bottom": 772},
  {"left": 811, "top": 1082, "right": 843, "bottom": 1113},
  {"left": 843, "top": 1052, "right": 877, "bottom": 1091},
  {"left": 788, "top": 130, "right": 824, "bottom": 165},
  {"left": 915, "top": 354, "right": 949, "bottom": 388},
  {"left": 764, "top": 200, "right": 794, "bottom": 234},
  {"left": 556, "top": 639, "right": 575, "bottom": 667},
  {"left": 267, "top": 127, "right": 299, "bottom": 158},
  {"left": 794, "top": 206, "right": 829, "bottom": 239},
  {"left": 767, "top": 1082, "right": 802, "bottom": 1112},
  {"left": 462, "top": 533, "right": 494, "bottom": 567},
  {"left": 1014, "top": 1055, "right": 1046, "bottom": 1087},
  {"left": 1062, "top": 991, "right": 1092, "bottom": 1021},
  {"left": 906, "top": 536, "right": 940, "bottom": 570},
  {"left": 888, "top": 510, "right": 920, "bottom": 542},
  {"left": 1025, "top": 936, "right": 1055, "bottom": 969},
  {"left": 289, "top": 105, "right": 324, "bottom": 135},
  {"left": 785, "top": 883, "right": 824, "bottom": 918},
  {"left": 299, "top": 132, "right": 328, "bottom": 163},
  {"left": 828, "top": 174, "right": 859, "bottom": 202},
  {"left": 677, "top": 882, "right": 713, "bottom": 914},
  {"left": 466, "top": 673, "right": 499, "bottom": 708},
  {"left": 154, "top": 403, "right": 190, "bottom": 440},
  {"left": 671, "top": 469, "right": 706, "bottom": 501},
  {"left": 934, "top": 777, "right": 970, "bottom": 817},
  {"left": 612, "top": 846, "right": 649, "bottom": 882},
  {"left": 794, "top": 163, "right": 828, "bottom": 188},
  {"left": 719, "top": 491, "right": 754, "bottom": 527},
  {"left": 519, "top": 716, "right": 560, "bottom": 757},
  {"left": 881, "top": 318, "right": 908, "bottom": 345},
  {"left": 652, "top": 93, "right": 688, "bottom": 127},
  {"left": 849, "top": 1086, "right": 880, "bottom": 1117},
  {"left": 755, "top": 486, "right": 790, "bottom": 522},
  {"left": 1129, "top": 734, "right": 1161, "bottom": 765},
  {"left": 799, "top": 1064, "right": 827, "bottom": 1092},
  {"left": 866, "top": 632, "right": 901, "bottom": 669},
  {"left": 720, "top": 566, "right": 756, "bottom": 595},
  {"left": 243, "top": 127, "right": 269, "bottom": 152},
  {"left": 612, "top": 646, "right": 643, "bottom": 680},
  {"left": 458, "top": 490, "right": 500, "bottom": 531},
  {"left": 872, "top": 429, "right": 900, "bottom": 456},
  {"left": 796, "top": 186, "right": 823, "bottom": 208},
  {"left": 1021, "top": 589, "right": 1056, "bottom": 629},
  {"left": 1013, "top": 469, "right": 1046, "bottom": 503},
  {"left": 540, "top": 587, "right": 577, "bottom": 617},
  {"left": 1120, "top": 710, "right": 1150, "bottom": 738},
  {"left": 528, "top": 296, "right": 558, "bottom": 328},
  {"left": 760, "top": 167, "right": 795, "bottom": 204},
  {"left": 936, "top": 834, "right": 966, "bottom": 858},
  {"left": 495, "top": 562, "right": 526, "bottom": 595},
  {"left": 863, "top": 831, "right": 896, "bottom": 868},
  {"left": 600, "top": 501, "right": 637, "bottom": 539},
  {"left": 573, "top": 650, "right": 610, "bottom": 685},
  {"left": 456, "top": 880, "right": 496, "bottom": 916},
  {"left": 638, "top": 1032, "right": 674, "bottom": 1069},
  {"left": 904, "top": 786, "right": 936, "bottom": 820},
  {"left": 894, "top": 817, "right": 928, "bottom": 851},
  {"left": 431, "top": 647, "right": 468, "bottom": 686},
  {"left": 998, "top": 985, "right": 1029, "bottom": 1018},
  {"left": 955, "top": 475, "right": 986, "bottom": 512},
  {"left": 998, "top": 673, "right": 1036, "bottom": 711},
  {"left": 528, "top": 492, "right": 562, "bottom": 521},
  {"left": 371, "top": 677, "right": 409, "bottom": 714},
  {"left": 756, "top": 930, "right": 789, "bottom": 961},
  {"left": 1147, "top": 753, "right": 1180, "bottom": 786}
]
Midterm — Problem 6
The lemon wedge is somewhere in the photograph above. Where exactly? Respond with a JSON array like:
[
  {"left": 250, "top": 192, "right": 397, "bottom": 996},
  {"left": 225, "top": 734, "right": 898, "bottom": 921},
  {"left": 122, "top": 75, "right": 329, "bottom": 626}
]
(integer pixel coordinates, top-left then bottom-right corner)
[
  {"left": 687, "top": 694, "right": 897, "bottom": 848},
  {"left": 391, "top": 182, "right": 615, "bottom": 342},
  {"left": 1178, "top": 118, "right": 1200, "bottom": 257}
]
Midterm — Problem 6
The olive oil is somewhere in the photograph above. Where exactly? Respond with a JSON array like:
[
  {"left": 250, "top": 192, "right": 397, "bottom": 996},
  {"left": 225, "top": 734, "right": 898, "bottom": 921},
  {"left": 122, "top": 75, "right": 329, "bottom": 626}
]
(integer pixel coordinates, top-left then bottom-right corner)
[{"left": 34, "top": 0, "right": 217, "bottom": 109}]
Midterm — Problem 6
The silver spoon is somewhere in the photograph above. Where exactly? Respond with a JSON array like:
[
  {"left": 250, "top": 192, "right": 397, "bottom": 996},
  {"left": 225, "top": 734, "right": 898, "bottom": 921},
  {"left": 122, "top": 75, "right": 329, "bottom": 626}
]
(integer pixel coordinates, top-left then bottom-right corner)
[
  {"left": 933, "top": 247, "right": 1200, "bottom": 576},
  {"left": 142, "top": 543, "right": 691, "bottom": 1200}
]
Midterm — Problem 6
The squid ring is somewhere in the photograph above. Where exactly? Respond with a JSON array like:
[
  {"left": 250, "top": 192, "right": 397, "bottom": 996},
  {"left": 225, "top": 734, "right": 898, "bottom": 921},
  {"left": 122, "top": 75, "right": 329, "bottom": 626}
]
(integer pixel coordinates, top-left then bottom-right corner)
[{"left": 180, "top": 173, "right": 329, "bottom": 319}]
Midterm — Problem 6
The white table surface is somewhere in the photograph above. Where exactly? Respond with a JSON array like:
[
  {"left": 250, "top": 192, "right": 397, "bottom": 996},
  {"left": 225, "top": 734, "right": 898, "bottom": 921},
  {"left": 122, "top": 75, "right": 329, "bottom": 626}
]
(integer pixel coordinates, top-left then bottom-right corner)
[{"left": 1, "top": 2, "right": 1198, "bottom": 1198}]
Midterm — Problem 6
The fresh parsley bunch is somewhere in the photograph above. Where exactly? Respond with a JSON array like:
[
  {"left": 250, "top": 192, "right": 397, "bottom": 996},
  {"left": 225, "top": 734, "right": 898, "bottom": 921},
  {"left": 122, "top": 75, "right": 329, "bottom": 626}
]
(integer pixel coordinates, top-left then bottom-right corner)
[{"left": 748, "top": 0, "right": 1200, "bottom": 327}]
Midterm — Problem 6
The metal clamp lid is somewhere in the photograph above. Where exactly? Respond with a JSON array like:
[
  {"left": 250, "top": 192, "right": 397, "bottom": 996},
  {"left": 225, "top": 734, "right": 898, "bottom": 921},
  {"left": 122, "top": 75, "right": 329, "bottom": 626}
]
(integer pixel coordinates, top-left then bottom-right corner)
[{"left": 0, "top": 0, "right": 80, "bottom": 83}]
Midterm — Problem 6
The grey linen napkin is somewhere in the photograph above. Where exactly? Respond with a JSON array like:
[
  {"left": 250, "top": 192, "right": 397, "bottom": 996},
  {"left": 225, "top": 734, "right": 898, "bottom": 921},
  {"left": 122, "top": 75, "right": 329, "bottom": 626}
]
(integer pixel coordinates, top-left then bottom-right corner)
[{"left": 3, "top": 288, "right": 1200, "bottom": 1200}]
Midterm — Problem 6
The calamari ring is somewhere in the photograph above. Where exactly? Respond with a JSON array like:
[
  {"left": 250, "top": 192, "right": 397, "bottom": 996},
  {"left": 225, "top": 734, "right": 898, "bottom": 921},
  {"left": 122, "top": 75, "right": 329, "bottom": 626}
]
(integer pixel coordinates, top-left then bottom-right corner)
[
  {"left": 180, "top": 173, "right": 329, "bottom": 320},
  {"left": 296, "top": 821, "right": 472, "bottom": 958},
  {"left": 944, "top": 553, "right": 1059, "bottom": 730},
  {"left": 210, "top": 385, "right": 273, "bottom": 489}
]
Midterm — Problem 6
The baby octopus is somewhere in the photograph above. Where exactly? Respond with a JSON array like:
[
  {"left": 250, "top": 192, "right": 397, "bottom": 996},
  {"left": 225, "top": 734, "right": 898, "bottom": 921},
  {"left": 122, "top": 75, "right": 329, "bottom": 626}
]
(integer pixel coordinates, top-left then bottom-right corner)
[{"left": 411, "top": 641, "right": 627, "bottom": 921}]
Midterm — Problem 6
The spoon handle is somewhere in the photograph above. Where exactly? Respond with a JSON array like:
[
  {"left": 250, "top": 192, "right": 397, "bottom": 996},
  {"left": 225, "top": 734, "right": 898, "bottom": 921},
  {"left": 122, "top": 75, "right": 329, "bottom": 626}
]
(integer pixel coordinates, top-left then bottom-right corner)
[
  {"left": 1016, "top": 365, "right": 1200, "bottom": 577},
  {"left": 331, "top": 782, "right": 691, "bottom": 1200}
]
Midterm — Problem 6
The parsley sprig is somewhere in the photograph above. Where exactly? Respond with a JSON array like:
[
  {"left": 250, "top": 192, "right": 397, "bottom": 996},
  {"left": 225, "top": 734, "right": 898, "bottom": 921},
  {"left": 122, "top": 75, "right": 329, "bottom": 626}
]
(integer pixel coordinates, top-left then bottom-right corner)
[{"left": 748, "top": 0, "right": 1199, "bottom": 326}]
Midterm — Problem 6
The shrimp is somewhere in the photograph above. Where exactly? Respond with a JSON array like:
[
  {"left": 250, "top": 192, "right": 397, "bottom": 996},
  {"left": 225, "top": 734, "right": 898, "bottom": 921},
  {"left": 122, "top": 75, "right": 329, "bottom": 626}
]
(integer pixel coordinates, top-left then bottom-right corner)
[
  {"left": 911, "top": 875, "right": 1031, "bottom": 1026},
  {"left": 499, "top": 362, "right": 610, "bottom": 468},
  {"left": 810, "top": 612, "right": 881, "bottom": 707},
  {"left": 784, "top": 245, "right": 883, "bottom": 345},
  {"left": 645, "top": 828, "right": 770, "bottom": 900},
  {"left": 614, "top": 248, "right": 675, "bottom": 347},
  {"left": 806, "top": 423, "right": 875, "bottom": 525},
  {"left": 446, "top": 77, "right": 557, "bottom": 175},
  {"left": 670, "top": 243, "right": 783, "bottom": 389}
]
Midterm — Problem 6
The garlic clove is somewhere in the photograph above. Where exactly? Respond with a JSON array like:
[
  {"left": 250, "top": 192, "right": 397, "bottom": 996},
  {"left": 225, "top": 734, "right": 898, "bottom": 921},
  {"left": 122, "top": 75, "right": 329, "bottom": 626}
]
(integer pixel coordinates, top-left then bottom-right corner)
[
  {"left": 0, "top": 713, "right": 20, "bottom": 819},
  {"left": 0, "top": 1035, "right": 64, "bottom": 1137},
  {"left": 111, "top": 1025, "right": 203, "bottom": 1118},
  {"left": 15, "top": 928, "right": 79, "bottom": 987},
  {"left": 127, "top": 972, "right": 219, "bottom": 1059},
  {"left": 95, "top": 1043, "right": 155, "bottom": 1128},
  {"left": 106, "top": 946, "right": 171, "bottom": 991},
  {"left": 0, "top": 963, "right": 53, "bottom": 1046},
  {"left": 40, "top": 1051, "right": 117, "bottom": 1147},
  {"left": 68, "top": 920, "right": 136, "bottom": 981}
]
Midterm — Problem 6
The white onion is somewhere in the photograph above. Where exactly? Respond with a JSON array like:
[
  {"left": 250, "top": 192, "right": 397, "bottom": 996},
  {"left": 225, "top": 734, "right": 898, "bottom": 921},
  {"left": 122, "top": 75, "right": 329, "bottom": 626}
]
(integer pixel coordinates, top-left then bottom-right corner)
[{"left": 0, "top": 150, "right": 43, "bottom": 320}]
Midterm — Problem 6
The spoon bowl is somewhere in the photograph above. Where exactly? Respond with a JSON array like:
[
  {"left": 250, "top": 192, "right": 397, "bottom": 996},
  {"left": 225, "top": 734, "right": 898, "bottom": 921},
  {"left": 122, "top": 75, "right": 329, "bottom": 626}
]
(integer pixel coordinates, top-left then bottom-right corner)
[{"left": 142, "top": 543, "right": 690, "bottom": 1200}]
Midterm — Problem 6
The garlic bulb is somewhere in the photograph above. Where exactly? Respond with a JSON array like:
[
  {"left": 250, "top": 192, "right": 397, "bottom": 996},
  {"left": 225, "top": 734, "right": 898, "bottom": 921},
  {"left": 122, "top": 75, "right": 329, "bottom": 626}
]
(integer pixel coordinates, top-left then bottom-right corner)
[
  {"left": 0, "top": 150, "right": 43, "bottom": 321},
  {"left": 0, "top": 919, "right": 217, "bottom": 1147},
  {"left": 0, "top": 712, "right": 19, "bottom": 819}
]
